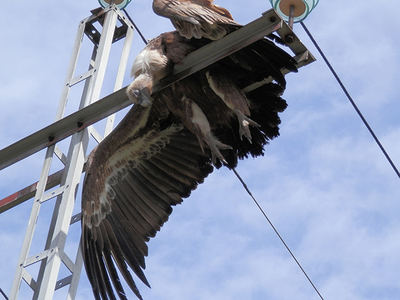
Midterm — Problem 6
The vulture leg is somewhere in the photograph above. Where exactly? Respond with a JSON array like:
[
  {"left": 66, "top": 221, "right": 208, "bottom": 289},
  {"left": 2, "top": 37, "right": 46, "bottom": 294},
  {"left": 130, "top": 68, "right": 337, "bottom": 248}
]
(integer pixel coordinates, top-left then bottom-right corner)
[
  {"left": 184, "top": 96, "right": 232, "bottom": 164},
  {"left": 164, "top": 93, "right": 231, "bottom": 164},
  {"left": 205, "top": 70, "right": 260, "bottom": 142},
  {"left": 233, "top": 109, "right": 260, "bottom": 143}
]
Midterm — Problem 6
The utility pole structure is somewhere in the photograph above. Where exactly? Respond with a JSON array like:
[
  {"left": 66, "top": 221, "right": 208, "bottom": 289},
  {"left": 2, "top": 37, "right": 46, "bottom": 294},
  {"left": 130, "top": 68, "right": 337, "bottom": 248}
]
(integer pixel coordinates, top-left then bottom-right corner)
[
  {"left": 9, "top": 5, "right": 135, "bottom": 299},
  {"left": 0, "top": 6, "right": 315, "bottom": 299}
]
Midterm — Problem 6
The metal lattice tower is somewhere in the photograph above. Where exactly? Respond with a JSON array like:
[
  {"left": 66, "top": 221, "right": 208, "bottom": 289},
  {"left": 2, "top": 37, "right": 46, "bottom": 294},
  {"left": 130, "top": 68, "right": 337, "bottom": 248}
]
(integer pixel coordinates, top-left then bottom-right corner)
[{"left": 9, "top": 5, "right": 135, "bottom": 299}]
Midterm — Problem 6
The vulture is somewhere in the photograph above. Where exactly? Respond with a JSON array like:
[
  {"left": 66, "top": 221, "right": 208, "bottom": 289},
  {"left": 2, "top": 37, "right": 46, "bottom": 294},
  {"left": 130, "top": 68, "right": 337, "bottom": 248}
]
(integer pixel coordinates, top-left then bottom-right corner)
[
  {"left": 152, "top": 0, "right": 285, "bottom": 45},
  {"left": 81, "top": 29, "right": 297, "bottom": 299},
  {"left": 152, "top": 0, "right": 238, "bottom": 40}
]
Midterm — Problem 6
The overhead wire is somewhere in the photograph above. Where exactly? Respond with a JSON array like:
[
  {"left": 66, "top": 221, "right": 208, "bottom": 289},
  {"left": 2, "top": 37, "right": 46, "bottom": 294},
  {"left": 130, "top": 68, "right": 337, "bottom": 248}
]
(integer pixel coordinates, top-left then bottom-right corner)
[
  {"left": 0, "top": 288, "right": 8, "bottom": 300},
  {"left": 300, "top": 21, "right": 400, "bottom": 180},
  {"left": 233, "top": 14, "right": 399, "bottom": 300},
  {"left": 123, "top": 8, "right": 148, "bottom": 45},
  {"left": 231, "top": 168, "right": 324, "bottom": 300}
]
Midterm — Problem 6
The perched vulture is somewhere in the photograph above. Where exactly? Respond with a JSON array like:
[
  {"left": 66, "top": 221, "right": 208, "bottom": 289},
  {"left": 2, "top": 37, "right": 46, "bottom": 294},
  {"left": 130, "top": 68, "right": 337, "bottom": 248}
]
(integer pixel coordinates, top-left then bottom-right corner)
[
  {"left": 152, "top": 0, "right": 238, "bottom": 40},
  {"left": 81, "top": 30, "right": 297, "bottom": 299},
  {"left": 152, "top": 0, "right": 285, "bottom": 46}
]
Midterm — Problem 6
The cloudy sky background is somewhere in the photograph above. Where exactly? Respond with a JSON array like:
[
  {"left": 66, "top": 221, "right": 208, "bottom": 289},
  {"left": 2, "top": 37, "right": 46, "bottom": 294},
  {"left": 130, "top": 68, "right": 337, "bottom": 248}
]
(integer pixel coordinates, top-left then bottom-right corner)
[{"left": 1, "top": 0, "right": 400, "bottom": 299}]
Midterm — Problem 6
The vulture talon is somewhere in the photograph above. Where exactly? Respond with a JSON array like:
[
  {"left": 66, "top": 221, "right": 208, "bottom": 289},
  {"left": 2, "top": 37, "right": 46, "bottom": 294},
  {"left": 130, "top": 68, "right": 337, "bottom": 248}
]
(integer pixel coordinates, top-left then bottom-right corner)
[
  {"left": 235, "top": 110, "right": 260, "bottom": 143},
  {"left": 204, "top": 132, "right": 232, "bottom": 165}
]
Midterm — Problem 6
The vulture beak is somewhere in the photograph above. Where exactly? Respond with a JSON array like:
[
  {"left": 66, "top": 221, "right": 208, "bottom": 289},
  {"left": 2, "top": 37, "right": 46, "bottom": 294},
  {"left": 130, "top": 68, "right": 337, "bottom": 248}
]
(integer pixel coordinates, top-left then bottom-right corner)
[
  {"left": 130, "top": 87, "right": 153, "bottom": 107},
  {"left": 127, "top": 75, "right": 154, "bottom": 107}
]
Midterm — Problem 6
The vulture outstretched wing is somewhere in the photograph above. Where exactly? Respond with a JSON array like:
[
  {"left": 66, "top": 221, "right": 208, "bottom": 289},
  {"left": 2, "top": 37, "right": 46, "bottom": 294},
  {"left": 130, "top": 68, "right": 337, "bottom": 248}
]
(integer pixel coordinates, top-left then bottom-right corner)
[
  {"left": 153, "top": 0, "right": 238, "bottom": 39},
  {"left": 82, "top": 104, "right": 213, "bottom": 300},
  {"left": 82, "top": 27, "right": 298, "bottom": 298}
]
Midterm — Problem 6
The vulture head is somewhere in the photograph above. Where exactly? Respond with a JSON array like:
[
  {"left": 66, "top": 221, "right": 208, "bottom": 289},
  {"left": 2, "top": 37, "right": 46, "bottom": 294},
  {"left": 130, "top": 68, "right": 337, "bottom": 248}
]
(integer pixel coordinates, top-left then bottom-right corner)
[
  {"left": 126, "top": 36, "right": 171, "bottom": 106},
  {"left": 127, "top": 74, "right": 154, "bottom": 107}
]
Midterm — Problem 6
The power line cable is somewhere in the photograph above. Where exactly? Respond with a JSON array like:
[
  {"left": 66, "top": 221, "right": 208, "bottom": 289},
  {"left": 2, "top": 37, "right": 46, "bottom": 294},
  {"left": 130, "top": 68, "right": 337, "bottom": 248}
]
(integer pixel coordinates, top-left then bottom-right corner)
[
  {"left": 0, "top": 288, "right": 8, "bottom": 300},
  {"left": 123, "top": 8, "right": 148, "bottom": 45},
  {"left": 231, "top": 168, "right": 324, "bottom": 300},
  {"left": 300, "top": 21, "right": 400, "bottom": 180}
]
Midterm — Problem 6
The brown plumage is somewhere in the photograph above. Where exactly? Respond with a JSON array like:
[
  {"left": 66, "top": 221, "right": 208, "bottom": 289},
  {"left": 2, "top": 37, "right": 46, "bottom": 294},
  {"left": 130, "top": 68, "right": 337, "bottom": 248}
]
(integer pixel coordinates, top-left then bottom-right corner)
[
  {"left": 82, "top": 30, "right": 297, "bottom": 299},
  {"left": 127, "top": 32, "right": 195, "bottom": 107},
  {"left": 205, "top": 68, "right": 260, "bottom": 143},
  {"left": 152, "top": 0, "right": 238, "bottom": 40}
]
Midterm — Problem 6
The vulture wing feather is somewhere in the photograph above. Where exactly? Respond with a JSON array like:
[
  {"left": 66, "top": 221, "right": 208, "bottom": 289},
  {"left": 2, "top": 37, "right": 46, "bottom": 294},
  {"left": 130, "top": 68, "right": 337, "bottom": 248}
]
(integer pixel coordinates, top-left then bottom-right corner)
[
  {"left": 82, "top": 104, "right": 213, "bottom": 299},
  {"left": 83, "top": 20, "right": 299, "bottom": 298}
]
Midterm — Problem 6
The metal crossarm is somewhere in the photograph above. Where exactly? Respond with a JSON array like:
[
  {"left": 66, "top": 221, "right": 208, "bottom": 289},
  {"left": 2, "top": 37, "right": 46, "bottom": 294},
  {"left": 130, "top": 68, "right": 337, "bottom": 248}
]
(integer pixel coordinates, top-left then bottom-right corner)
[
  {"left": 9, "top": 5, "right": 136, "bottom": 299},
  {"left": 0, "top": 9, "right": 314, "bottom": 173}
]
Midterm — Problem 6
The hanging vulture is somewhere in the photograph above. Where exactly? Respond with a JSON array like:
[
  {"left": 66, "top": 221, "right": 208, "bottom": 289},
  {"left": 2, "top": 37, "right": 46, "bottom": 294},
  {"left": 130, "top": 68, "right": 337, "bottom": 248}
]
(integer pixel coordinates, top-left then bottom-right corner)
[
  {"left": 152, "top": 0, "right": 239, "bottom": 40},
  {"left": 81, "top": 30, "right": 297, "bottom": 299}
]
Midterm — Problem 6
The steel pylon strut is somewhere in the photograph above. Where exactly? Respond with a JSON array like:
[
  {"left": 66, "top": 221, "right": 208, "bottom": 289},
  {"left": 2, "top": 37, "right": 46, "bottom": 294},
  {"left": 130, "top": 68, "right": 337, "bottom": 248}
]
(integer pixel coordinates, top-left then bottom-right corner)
[{"left": 9, "top": 5, "right": 135, "bottom": 299}]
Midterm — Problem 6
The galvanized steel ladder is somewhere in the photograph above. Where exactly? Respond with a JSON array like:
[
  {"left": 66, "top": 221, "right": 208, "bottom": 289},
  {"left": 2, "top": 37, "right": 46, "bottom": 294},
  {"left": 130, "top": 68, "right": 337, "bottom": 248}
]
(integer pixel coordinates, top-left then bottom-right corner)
[{"left": 10, "top": 5, "right": 134, "bottom": 299}]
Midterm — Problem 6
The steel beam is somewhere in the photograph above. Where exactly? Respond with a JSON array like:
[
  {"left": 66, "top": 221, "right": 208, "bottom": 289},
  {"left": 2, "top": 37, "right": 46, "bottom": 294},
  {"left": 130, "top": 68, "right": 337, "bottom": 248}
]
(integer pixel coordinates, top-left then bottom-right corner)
[
  {"left": 104, "top": 15, "right": 134, "bottom": 136},
  {"left": 0, "top": 169, "right": 63, "bottom": 213},
  {"left": 0, "top": 9, "right": 314, "bottom": 172}
]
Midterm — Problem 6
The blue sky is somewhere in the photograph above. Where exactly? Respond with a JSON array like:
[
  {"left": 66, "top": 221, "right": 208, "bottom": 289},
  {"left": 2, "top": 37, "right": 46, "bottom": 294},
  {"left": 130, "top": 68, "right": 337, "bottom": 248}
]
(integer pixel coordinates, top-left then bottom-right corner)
[{"left": 1, "top": 1, "right": 400, "bottom": 299}]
